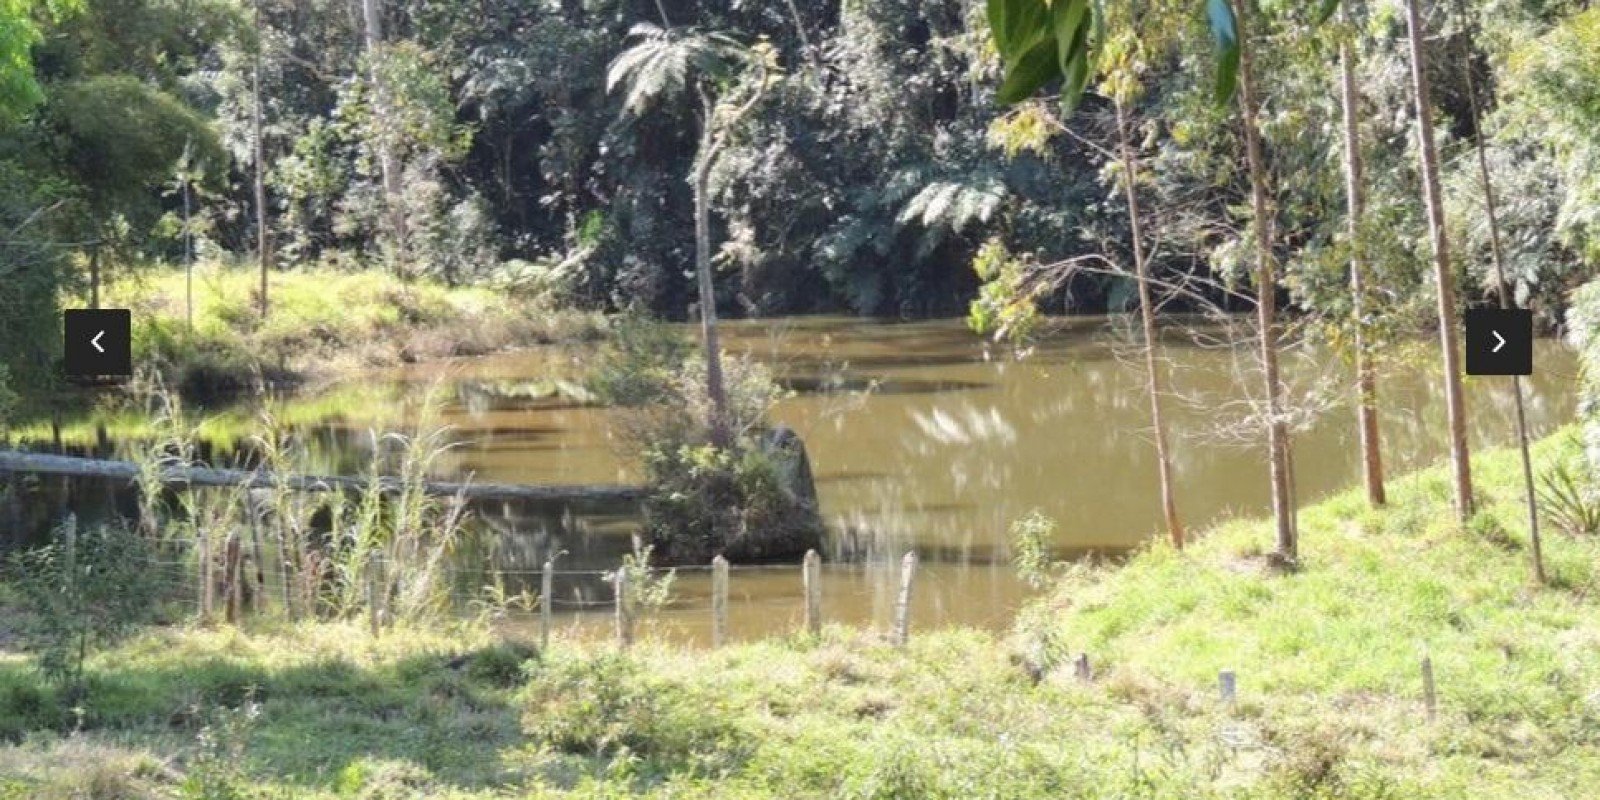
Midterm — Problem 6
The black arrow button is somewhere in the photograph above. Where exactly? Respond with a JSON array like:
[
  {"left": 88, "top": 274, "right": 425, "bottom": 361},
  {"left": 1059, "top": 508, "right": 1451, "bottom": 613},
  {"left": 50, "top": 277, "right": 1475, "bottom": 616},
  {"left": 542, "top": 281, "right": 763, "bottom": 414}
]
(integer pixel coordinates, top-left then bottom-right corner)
[{"left": 64, "top": 309, "right": 132, "bottom": 379}]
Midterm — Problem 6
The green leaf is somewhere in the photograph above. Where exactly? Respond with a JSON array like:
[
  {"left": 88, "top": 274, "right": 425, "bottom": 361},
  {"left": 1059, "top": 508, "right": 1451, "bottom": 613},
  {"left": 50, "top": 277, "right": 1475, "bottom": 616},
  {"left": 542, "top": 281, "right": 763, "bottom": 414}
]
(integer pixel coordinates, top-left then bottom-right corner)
[
  {"left": 987, "top": 0, "right": 1010, "bottom": 52},
  {"left": 1207, "top": 0, "right": 1241, "bottom": 105},
  {"left": 1089, "top": 0, "right": 1107, "bottom": 53},
  {"left": 1052, "top": 0, "right": 1094, "bottom": 111},
  {"left": 1059, "top": 14, "right": 1094, "bottom": 113},
  {"left": 1314, "top": 0, "right": 1342, "bottom": 26},
  {"left": 997, "top": 36, "right": 1060, "bottom": 104},
  {"left": 991, "top": 0, "right": 1053, "bottom": 60},
  {"left": 1051, "top": 0, "right": 1091, "bottom": 72}
]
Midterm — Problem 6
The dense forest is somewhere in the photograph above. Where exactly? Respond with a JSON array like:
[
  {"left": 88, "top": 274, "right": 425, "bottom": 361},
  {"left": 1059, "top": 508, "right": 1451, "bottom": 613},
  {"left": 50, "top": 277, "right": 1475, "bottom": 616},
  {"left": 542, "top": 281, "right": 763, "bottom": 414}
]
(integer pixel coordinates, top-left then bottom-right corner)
[{"left": 1, "top": 0, "right": 1595, "bottom": 407}]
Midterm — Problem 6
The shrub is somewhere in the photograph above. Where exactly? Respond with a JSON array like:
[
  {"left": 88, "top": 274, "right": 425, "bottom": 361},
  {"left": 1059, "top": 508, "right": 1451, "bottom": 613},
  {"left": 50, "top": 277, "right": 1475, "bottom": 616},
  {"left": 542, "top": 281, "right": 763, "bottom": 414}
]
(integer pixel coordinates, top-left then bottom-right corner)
[
  {"left": 1009, "top": 510, "right": 1057, "bottom": 589},
  {"left": 5, "top": 518, "right": 159, "bottom": 694},
  {"left": 520, "top": 651, "right": 747, "bottom": 771},
  {"left": 465, "top": 642, "right": 536, "bottom": 687},
  {"left": 641, "top": 440, "right": 821, "bottom": 563},
  {"left": 610, "top": 538, "right": 676, "bottom": 614},
  {"left": 590, "top": 317, "right": 822, "bottom": 563},
  {"left": 179, "top": 697, "right": 260, "bottom": 800},
  {"left": 333, "top": 758, "right": 438, "bottom": 800},
  {"left": 586, "top": 314, "right": 693, "bottom": 407}
]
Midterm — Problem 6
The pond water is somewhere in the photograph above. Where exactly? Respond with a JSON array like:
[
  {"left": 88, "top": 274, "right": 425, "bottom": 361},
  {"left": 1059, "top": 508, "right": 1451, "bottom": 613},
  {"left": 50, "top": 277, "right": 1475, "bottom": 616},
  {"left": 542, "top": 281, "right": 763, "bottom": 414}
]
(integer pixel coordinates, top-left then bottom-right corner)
[{"left": 8, "top": 316, "right": 1582, "bottom": 644}]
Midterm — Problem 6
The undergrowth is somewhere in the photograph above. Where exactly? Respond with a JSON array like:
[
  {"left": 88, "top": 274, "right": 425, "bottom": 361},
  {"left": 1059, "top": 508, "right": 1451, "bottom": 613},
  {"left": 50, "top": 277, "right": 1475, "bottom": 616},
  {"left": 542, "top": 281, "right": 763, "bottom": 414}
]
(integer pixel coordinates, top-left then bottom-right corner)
[{"left": 0, "top": 434, "right": 1598, "bottom": 797}]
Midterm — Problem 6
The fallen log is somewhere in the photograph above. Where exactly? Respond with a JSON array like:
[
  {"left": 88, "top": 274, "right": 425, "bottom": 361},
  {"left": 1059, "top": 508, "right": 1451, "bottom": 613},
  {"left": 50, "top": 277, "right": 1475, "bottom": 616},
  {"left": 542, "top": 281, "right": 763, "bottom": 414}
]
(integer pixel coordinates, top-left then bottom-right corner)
[{"left": 0, "top": 450, "right": 645, "bottom": 505}]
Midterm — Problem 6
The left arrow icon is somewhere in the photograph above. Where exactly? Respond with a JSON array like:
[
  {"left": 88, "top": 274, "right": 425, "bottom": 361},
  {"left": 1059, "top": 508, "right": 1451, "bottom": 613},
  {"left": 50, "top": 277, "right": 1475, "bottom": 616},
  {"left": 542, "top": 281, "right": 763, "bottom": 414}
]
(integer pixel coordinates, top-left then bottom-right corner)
[{"left": 64, "top": 309, "right": 132, "bottom": 379}]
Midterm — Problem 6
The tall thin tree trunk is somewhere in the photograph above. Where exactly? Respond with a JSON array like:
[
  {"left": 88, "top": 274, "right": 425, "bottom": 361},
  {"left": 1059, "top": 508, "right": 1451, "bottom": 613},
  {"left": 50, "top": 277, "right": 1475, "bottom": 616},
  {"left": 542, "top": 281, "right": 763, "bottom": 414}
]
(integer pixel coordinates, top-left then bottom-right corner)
[
  {"left": 1404, "top": 0, "right": 1473, "bottom": 522},
  {"left": 1464, "top": 63, "right": 1543, "bottom": 583},
  {"left": 1338, "top": 6, "right": 1385, "bottom": 507},
  {"left": 1235, "top": 0, "right": 1297, "bottom": 561},
  {"left": 89, "top": 245, "right": 100, "bottom": 310},
  {"left": 1115, "top": 99, "right": 1183, "bottom": 549},
  {"left": 361, "top": 0, "right": 406, "bottom": 269},
  {"left": 688, "top": 68, "right": 769, "bottom": 449},
  {"left": 253, "top": 0, "right": 269, "bottom": 319},
  {"left": 694, "top": 131, "right": 731, "bottom": 447},
  {"left": 184, "top": 179, "right": 194, "bottom": 331}
]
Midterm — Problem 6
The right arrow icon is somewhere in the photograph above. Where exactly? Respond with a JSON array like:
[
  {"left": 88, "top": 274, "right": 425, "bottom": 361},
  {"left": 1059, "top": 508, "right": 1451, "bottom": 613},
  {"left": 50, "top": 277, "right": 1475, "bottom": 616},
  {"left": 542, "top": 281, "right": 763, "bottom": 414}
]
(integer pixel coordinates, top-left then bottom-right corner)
[{"left": 1465, "top": 308, "right": 1532, "bottom": 376}]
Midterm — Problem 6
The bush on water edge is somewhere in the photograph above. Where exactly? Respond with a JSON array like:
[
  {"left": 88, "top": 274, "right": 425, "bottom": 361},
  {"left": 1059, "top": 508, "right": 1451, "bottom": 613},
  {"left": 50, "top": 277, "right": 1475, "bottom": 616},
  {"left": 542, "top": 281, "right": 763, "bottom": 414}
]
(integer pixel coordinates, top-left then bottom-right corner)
[{"left": 2, "top": 434, "right": 1600, "bottom": 797}]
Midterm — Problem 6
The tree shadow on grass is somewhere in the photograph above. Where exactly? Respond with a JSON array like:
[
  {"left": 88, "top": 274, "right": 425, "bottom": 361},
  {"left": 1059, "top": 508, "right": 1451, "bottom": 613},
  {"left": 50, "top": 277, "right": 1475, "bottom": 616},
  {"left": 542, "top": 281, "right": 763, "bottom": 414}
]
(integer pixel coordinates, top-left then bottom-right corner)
[{"left": 0, "top": 638, "right": 535, "bottom": 794}]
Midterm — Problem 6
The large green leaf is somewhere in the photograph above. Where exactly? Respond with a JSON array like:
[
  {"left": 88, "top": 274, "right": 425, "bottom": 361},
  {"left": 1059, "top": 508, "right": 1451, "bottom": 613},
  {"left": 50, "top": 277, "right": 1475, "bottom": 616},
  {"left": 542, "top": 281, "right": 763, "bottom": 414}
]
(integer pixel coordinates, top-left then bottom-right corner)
[
  {"left": 1061, "top": 17, "right": 1095, "bottom": 111},
  {"left": 1051, "top": 0, "right": 1091, "bottom": 68},
  {"left": 990, "top": 0, "right": 1053, "bottom": 60},
  {"left": 1052, "top": 0, "right": 1092, "bottom": 110},
  {"left": 1207, "top": 0, "right": 1241, "bottom": 104},
  {"left": 997, "top": 36, "right": 1061, "bottom": 104}
]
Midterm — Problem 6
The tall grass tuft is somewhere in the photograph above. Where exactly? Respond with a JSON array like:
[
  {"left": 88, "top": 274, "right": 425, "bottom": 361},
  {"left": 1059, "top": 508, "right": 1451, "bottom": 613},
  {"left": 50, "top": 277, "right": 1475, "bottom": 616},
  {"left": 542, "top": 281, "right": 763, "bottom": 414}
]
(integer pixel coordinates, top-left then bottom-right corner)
[
  {"left": 117, "top": 376, "right": 471, "bottom": 628},
  {"left": 1537, "top": 455, "right": 1600, "bottom": 537}
]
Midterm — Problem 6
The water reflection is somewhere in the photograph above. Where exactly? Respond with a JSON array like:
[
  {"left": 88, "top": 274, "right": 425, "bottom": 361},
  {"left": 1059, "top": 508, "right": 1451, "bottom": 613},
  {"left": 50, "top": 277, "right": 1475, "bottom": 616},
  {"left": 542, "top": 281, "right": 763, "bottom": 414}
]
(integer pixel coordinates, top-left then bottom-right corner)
[{"left": 8, "top": 317, "right": 1581, "bottom": 644}]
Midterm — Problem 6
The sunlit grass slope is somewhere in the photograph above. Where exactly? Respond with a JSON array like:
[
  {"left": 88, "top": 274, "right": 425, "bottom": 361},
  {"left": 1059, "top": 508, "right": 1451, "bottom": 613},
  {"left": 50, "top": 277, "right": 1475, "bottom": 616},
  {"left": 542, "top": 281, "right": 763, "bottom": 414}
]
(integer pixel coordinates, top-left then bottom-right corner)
[
  {"left": 85, "top": 263, "right": 603, "bottom": 396},
  {"left": 2, "top": 434, "right": 1599, "bottom": 798}
]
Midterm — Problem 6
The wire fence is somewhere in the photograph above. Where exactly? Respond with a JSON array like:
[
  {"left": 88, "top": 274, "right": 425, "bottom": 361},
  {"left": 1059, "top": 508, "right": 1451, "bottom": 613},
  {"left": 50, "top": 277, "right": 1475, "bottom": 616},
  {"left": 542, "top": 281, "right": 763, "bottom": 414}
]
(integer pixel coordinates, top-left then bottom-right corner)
[{"left": 105, "top": 538, "right": 926, "bottom": 648}]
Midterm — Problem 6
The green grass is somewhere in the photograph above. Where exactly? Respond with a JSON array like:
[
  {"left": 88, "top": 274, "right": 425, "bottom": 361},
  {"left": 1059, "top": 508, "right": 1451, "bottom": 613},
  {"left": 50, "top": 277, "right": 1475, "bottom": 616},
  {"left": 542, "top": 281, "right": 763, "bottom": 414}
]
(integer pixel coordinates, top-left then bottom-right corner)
[
  {"left": 2, "top": 435, "right": 1599, "bottom": 797},
  {"left": 84, "top": 262, "right": 604, "bottom": 398}
]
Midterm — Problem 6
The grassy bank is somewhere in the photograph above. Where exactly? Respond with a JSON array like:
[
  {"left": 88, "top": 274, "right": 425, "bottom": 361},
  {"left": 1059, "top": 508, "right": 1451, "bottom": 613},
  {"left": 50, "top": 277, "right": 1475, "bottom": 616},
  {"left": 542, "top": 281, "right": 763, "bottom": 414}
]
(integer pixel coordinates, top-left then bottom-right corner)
[
  {"left": 2, "top": 435, "right": 1599, "bottom": 798},
  {"left": 88, "top": 263, "right": 604, "bottom": 398}
]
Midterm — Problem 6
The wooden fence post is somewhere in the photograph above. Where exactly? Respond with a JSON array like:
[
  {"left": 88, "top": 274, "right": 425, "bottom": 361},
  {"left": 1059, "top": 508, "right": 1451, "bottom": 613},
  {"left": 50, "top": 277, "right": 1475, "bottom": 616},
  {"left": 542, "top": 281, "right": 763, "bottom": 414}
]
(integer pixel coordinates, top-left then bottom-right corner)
[
  {"left": 279, "top": 531, "right": 298, "bottom": 622},
  {"left": 803, "top": 549, "right": 822, "bottom": 637},
  {"left": 377, "top": 553, "right": 390, "bottom": 630},
  {"left": 1074, "top": 652, "right": 1092, "bottom": 682},
  {"left": 224, "top": 533, "right": 242, "bottom": 624},
  {"left": 614, "top": 569, "right": 633, "bottom": 649},
  {"left": 539, "top": 558, "right": 554, "bottom": 653},
  {"left": 711, "top": 555, "right": 729, "bottom": 648},
  {"left": 1219, "top": 670, "right": 1237, "bottom": 704},
  {"left": 198, "top": 533, "right": 213, "bottom": 621},
  {"left": 248, "top": 511, "right": 266, "bottom": 615},
  {"left": 1421, "top": 655, "right": 1437, "bottom": 720},
  {"left": 892, "top": 551, "right": 917, "bottom": 647},
  {"left": 367, "top": 552, "right": 383, "bottom": 638}
]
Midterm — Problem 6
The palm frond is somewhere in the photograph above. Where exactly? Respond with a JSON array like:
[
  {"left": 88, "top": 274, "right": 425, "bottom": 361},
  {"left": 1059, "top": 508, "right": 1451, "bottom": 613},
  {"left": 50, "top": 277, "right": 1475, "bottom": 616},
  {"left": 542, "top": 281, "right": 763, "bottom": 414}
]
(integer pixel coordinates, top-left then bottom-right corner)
[
  {"left": 897, "top": 178, "right": 1008, "bottom": 233},
  {"left": 607, "top": 25, "right": 744, "bottom": 117}
]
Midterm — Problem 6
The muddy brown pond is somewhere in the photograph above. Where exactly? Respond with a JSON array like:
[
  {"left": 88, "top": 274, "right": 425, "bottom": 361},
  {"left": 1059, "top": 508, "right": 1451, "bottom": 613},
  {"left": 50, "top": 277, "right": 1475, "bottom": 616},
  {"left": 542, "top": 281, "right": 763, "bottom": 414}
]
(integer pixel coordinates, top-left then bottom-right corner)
[{"left": 9, "top": 317, "right": 1582, "bottom": 644}]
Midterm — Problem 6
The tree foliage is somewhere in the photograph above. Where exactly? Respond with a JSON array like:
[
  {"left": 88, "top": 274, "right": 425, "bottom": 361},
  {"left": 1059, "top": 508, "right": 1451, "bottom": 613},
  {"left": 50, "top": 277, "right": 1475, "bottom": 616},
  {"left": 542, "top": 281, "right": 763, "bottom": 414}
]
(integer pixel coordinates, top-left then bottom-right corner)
[{"left": 0, "top": 0, "right": 1594, "bottom": 424}]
